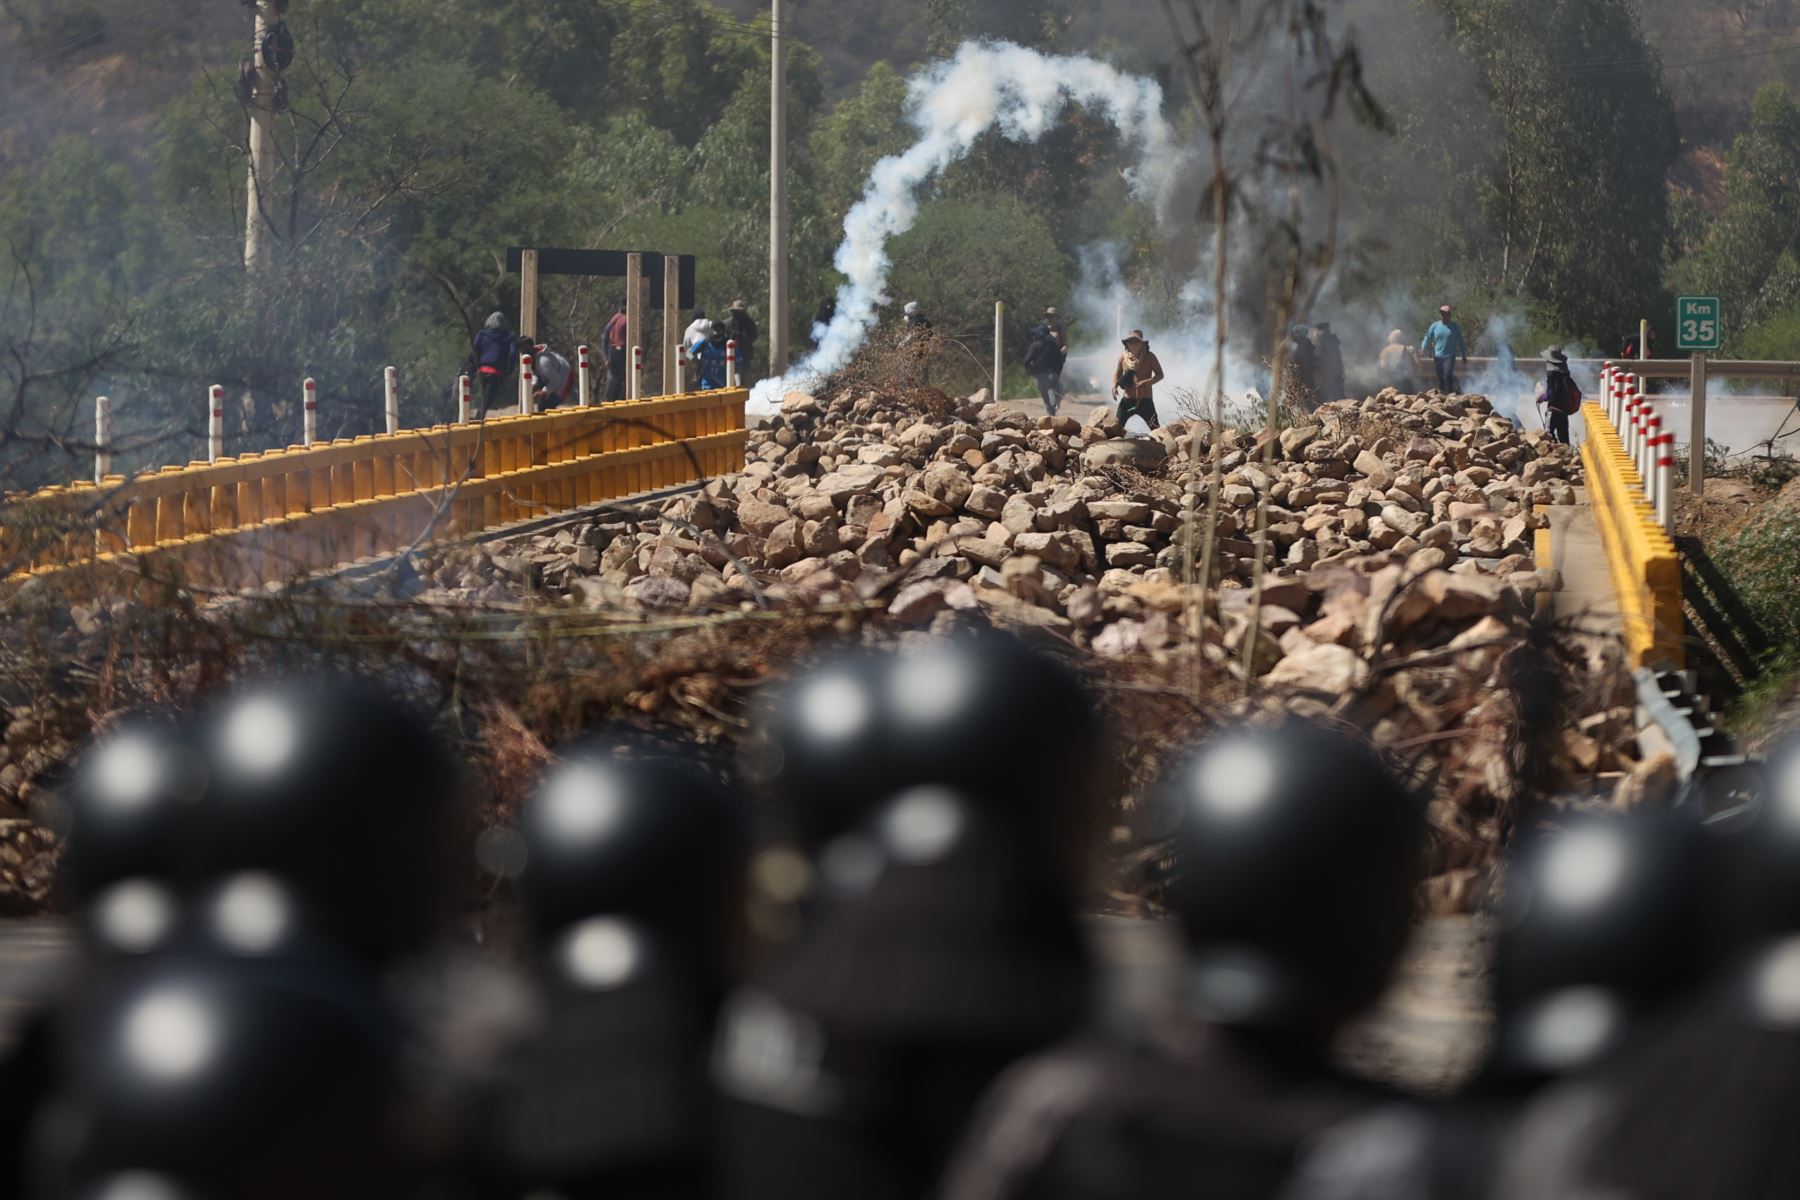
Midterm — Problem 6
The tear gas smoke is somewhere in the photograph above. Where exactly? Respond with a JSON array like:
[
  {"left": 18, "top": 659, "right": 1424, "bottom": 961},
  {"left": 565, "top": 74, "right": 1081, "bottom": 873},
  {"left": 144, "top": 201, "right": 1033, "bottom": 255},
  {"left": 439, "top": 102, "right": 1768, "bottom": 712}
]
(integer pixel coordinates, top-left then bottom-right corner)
[{"left": 749, "top": 40, "right": 1184, "bottom": 417}]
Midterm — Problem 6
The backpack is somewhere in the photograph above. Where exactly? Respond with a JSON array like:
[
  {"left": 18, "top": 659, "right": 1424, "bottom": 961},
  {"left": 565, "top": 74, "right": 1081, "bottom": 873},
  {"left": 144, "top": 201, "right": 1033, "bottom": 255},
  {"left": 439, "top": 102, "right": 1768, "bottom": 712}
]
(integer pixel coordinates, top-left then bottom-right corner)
[{"left": 1546, "top": 372, "right": 1577, "bottom": 414}]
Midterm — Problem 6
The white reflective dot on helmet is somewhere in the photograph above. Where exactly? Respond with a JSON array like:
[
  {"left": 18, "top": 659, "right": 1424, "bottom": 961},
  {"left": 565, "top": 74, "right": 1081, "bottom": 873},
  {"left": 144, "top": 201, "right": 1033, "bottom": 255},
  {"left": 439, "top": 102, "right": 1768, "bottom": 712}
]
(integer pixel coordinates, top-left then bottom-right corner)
[
  {"left": 539, "top": 763, "right": 625, "bottom": 844},
  {"left": 1193, "top": 740, "right": 1278, "bottom": 819},
  {"left": 91, "top": 734, "right": 166, "bottom": 810},
  {"left": 210, "top": 872, "right": 296, "bottom": 954},
  {"left": 221, "top": 695, "right": 301, "bottom": 778},
  {"left": 798, "top": 673, "right": 872, "bottom": 743},
  {"left": 125, "top": 989, "right": 218, "bottom": 1081},
  {"left": 1540, "top": 829, "right": 1627, "bottom": 911},
  {"left": 560, "top": 916, "right": 642, "bottom": 990}
]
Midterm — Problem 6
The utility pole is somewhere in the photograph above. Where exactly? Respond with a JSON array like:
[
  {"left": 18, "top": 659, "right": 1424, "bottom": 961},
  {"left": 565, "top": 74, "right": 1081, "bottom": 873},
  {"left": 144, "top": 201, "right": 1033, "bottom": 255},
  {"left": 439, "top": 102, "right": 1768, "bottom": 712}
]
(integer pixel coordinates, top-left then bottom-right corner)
[
  {"left": 768, "top": 0, "right": 789, "bottom": 376},
  {"left": 243, "top": 0, "right": 282, "bottom": 278}
]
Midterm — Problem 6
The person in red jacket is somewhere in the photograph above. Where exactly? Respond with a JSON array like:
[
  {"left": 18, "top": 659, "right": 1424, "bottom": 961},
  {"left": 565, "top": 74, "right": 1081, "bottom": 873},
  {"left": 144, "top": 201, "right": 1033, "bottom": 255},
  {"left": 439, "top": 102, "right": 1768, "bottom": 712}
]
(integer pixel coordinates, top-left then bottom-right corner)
[{"left": 602, "top": 300, "right": 629, "bottom": 402}]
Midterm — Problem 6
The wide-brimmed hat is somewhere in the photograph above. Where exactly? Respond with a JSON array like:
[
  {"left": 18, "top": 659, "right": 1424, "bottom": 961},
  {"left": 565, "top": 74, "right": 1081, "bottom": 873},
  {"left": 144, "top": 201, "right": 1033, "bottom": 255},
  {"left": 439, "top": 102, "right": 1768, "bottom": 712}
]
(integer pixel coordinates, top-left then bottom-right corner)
[
  {"left": 1544, "top": 347, "right": 1570, "bottom": 367},
  {"left": 730, "top": 299, "right": 748, "bottom": 311},
  {"left": 1044, "top": 306, "right": 1059, "bottom": 317},
  {"left": 1121, "top": 329, "right": 1148, "bottom": 348}
]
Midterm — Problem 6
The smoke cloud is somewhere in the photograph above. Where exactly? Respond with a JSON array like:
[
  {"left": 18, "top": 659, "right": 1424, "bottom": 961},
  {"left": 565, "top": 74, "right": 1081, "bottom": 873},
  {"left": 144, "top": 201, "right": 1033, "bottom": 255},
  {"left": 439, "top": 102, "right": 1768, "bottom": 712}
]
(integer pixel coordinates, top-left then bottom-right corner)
[{"left": 750, "top": 39, "right": 1185, "bottom": 416}]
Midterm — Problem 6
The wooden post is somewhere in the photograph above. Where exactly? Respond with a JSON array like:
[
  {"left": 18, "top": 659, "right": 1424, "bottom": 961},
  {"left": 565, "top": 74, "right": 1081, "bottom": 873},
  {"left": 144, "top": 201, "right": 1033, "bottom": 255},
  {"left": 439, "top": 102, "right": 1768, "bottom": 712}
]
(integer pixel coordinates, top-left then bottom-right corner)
[
  {"left": 993, "top": 300, "right": 1005, "bottom": 402},
  {"left": 519, "top": 249, "right": 540, "bottom": 340},
  {"left": 663, "top": 254, "right": 681, "bottom": 398},
  {"left": 1690, "top": 351, "right": 1707, "bottom": 495},
  {"left": 625, "top": 252, "right": 644, "bottom": 401}
]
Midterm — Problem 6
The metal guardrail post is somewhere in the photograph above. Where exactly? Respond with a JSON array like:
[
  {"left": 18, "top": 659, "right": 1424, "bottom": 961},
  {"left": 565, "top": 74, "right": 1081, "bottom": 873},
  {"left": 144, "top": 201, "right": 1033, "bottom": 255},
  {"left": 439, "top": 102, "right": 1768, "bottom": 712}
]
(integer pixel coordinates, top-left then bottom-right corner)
[
  {"left": 578, "top": 345, "right": 592, "bottom": 407},
  {"left": 95, "top": 396, "right": 111, "bottom": 485},
  {"left": 384, "top": 366, "right": 400, "bottom": 435},
  {"left": 726, "top": 340, "right": 738, "bottom": 389},
  {"left": 303, "top": 378, "right": 318, "bottom": 447},
  {"left": 208, "top": 386, "right": 225, "bottom": 464}
]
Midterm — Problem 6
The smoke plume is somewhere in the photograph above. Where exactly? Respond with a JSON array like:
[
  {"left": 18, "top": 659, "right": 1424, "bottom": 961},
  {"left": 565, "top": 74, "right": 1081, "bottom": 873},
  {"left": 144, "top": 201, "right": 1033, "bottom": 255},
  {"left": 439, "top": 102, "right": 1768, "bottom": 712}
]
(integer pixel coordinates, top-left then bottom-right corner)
[{"left": 750, "top": 39, "right": 1184, "bottom": 416}]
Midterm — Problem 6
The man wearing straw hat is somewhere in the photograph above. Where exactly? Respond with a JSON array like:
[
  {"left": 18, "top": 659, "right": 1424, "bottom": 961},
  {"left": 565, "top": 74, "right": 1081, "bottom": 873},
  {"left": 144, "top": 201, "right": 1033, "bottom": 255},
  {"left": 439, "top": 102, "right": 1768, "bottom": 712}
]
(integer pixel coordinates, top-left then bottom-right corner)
[{"left": 1112, "top": 330, "right": 1165, "bottom": 433}]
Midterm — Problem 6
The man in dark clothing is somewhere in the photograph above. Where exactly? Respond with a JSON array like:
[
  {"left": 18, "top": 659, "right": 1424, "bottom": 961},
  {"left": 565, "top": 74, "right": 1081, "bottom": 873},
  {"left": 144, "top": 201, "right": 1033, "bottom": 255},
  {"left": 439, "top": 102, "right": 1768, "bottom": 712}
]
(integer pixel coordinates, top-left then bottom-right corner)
[
  {"left": 1023, "top": 323, "right": 1066, "bottom": 416},
  {"left": 943, "top": 721, "right": 1427, "bottom": 1200},
  {"left": 1311, "top": 321, "right": 1346, "bottom": 403},
  {"left": 603, "top": 300, "right": 629, "bottom": 402},
  {"left": 726, "top": 300, "right": 758, "bottom": 375},
  {"left": 1284, "top": 325, "right": 1318, "bottom": 410},
  {"left": 1537, "top": 348, "right": 1581, "bottom": 445},
  {"left": 811, "top": 296, "right": 837, "bottom": 349},
  {"left": 469, "top": 312, "right": 516, "bottom": 415}
]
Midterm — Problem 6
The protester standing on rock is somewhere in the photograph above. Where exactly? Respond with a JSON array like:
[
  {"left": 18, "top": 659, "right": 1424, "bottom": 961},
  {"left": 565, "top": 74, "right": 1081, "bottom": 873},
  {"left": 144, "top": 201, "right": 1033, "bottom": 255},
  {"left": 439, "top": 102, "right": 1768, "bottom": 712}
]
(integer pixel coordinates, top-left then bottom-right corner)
[
  {"left": 1312, "top": 321, "right": 1346, "bottom": 403},
  {"left": 1285, "top": 325, "right": 1318, "bottom": 410},
  {"left": 469, "top": 313, "right": 517, "bottom": 415},
  {"left": 1113, "top": 330, "right": 1164, "bottom": 432},
  {"left": 1023, "top": 320, "right": 1067, "bottom": 416},
  {"left": 1422, "top": 304, "right": 1470, "bottom": 394},
  {"left": 900, "top": 301, "right": 935, "bottom": 387},
  {"left": 727, "top": 300, "right": 759, "bottom": 374},
  {"left": 1378, "top": 329, "right": 1411, "bottom": 389},
  {"left": 1536, "top": 349, "right": 1581, "bottom": 446},
  {"left": 603, "top": 300, "right": 629, "bottom": 402}
]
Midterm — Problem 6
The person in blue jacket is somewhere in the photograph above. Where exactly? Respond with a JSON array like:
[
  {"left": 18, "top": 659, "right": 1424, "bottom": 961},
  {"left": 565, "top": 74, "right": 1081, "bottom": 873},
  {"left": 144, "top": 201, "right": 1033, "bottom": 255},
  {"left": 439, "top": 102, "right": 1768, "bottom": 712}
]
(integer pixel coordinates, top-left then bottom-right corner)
[
  {"left": 696, "top": 321, "right": 731, "bottom": 390},
  {"left": 1420, "top": 304, "right": 1470, "bottom": 394}
]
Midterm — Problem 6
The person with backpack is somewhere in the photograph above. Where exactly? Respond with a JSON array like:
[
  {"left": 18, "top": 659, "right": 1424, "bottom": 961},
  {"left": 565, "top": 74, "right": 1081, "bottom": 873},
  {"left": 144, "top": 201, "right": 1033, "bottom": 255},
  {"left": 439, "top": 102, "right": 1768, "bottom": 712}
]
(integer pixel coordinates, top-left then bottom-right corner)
[
  {"left": 1023, "top": 322, "right": 1066, "bottom": 416},
  {"left": 468, "top": 312, "right": 516, "bottom": 415},
  {"left": 1537, "top": 348, "right": 1581, "bottom": 446},
  {"left": 726, "top": 300, "right": 758, "bottom": 375}
]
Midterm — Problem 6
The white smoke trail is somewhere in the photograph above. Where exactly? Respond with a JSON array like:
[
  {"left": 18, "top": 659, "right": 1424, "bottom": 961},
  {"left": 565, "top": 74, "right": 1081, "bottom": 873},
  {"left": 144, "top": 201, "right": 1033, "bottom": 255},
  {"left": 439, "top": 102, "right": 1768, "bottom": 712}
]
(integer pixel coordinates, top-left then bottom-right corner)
[{"left": 749, "top": 40, "right": 1184, "bottom": 417}]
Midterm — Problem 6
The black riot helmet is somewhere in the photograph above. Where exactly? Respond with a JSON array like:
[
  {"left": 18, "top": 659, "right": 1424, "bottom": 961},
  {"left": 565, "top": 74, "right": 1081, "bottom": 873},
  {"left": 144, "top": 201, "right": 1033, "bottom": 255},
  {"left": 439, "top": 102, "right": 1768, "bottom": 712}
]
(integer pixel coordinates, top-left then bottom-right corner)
[
  {"left": 1488, "top": 808, "right": 1714, "bottom": 1080},
  {"left": 1157, "top": 721, "right": 1426, "bottom": 1034},
  {"left": 514, "top": 743, "right": 750, "bottom": 961},
  {"left": 54, "top": 718, "right": 204, "bottom": 908},
  {"left": 1720, "top": 739, "right": 1800, "bottom": 943},
  {"left": 193, "top": 677, "right": 467, "bottom": 966},
  {"left": 763, "top": 632, "right": 1108, "bottom": 877},
  {"left": 42, "top": 955, "right": 406, "bottom": 1200}
]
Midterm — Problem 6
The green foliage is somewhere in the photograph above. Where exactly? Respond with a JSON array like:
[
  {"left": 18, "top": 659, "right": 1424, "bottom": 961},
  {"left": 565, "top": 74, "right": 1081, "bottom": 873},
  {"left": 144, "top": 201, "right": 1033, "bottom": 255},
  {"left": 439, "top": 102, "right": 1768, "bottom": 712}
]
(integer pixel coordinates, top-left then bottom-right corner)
[
  {"left": 886, "top": 196, "right": 1070, "bottom": 342},
  {"left": 1717, "top": 507, "right": 1800, "bottom": 650},
  {"left": 1674, "top": 83, "right": 1800, "bottom": 339},
  {"left": 925, "top": 0, "right": 1072, "bottom": 56}
]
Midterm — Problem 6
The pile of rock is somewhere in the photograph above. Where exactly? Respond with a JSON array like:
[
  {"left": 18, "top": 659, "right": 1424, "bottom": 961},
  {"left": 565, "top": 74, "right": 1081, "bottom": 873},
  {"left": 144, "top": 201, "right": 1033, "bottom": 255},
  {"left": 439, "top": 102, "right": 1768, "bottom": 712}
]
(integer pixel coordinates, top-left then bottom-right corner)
[{"left": 420, "top": 386, "right": 1578, "bottom": 654}]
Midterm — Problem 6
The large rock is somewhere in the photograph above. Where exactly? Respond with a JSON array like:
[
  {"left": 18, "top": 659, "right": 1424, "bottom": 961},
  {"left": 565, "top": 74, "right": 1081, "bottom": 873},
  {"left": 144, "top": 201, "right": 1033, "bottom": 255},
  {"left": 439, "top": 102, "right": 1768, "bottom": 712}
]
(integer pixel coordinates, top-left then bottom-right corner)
[
  {"left": 1265, "top": 642, "right": 1370, "bottom": 694},
  {"left": 816, "top": 464, "right": 886, "bottom": 505},
  {"left": 737, "top": 496, "right": 789, "bottom": 536},
  {"left": 1083, "top": 438, "right": 1167, "bottom": 471}
]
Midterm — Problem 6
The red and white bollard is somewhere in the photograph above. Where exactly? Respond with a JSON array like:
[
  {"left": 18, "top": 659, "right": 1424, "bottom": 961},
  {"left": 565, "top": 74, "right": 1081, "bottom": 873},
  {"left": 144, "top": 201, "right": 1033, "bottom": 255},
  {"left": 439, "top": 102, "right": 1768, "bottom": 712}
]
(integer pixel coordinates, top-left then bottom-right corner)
[
  {"left": 1643, "top": 412, "right": 1662, "bottom": 496},
  {"left": 458, "top": 374, "right": 474, "bottom": 424},
  {"left": 1654, "top": 431, "right": 1676, "bottom": 531},
  {"left": 1621, "top": 382, "right": 1640, "bottom": 463},
  {"left": 726, "top": 340, "right": 739, "bottom": 389},
  {"left": 577, "top": 345, "right": 592, "bottom": 407},
  {"left": 384, "top": 366, "right": 399, "bottom": 435},
  {"left": 1609, "top": 371, "right": 1624, "bottom": 430},
  {"left": 95, "top": 396, "right": 112, "bottom": 484},
  {"left": 303, "top": 377, "right": 318, "bottom": 447},
  {"left": 630, "top": 345, "right": 643, "bottom": 401},
  {"left": 676, "top": 343, "right": 687, "bottom": 394},
  {"left": 208, "top": 385, "right": 225, "bottom": 463},
  {"left": 519, "top": 352, "right": 536, "bottom": 415},
  {"left": 1599, "top": 363, "right": 1614, "bottom": 424}
]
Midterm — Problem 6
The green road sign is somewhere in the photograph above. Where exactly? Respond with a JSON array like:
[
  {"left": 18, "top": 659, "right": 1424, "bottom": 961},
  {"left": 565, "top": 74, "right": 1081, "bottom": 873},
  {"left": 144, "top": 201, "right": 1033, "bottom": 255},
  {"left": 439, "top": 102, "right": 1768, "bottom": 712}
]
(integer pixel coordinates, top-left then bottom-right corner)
[{"left": 1677, "top": 296, "right": 1722, "bottom": 352}]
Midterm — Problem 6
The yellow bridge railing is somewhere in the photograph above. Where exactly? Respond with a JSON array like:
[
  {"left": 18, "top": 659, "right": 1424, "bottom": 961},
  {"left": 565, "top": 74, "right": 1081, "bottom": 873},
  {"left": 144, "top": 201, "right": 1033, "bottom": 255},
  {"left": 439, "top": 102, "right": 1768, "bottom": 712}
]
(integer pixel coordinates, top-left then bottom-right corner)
[
  {"left": 2, "top": 390, "right": 748, "bottom": 595},
  {"left": 1578, "top": 400, "right": 1684, "bottom": 668}
]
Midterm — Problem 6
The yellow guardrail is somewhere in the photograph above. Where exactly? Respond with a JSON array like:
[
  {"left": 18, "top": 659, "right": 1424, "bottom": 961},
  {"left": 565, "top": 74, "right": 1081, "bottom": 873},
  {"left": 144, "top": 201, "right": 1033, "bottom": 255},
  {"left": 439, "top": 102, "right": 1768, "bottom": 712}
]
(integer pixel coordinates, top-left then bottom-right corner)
[
  {"left": 1578, "top": 400, "right": 1683, "bottom": 668},
  {"left": 1, "top": 390, "right": 748, "bottom": 594}
]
